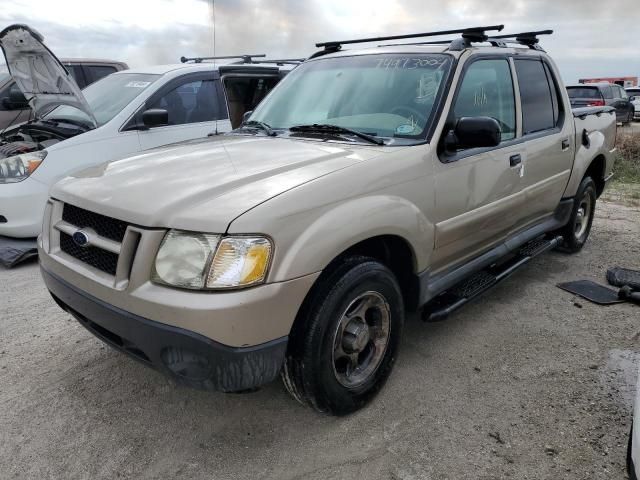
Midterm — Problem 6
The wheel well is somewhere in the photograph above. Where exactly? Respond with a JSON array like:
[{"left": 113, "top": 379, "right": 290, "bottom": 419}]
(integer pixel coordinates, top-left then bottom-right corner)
[
  {"left": 335, "top": 235, "right": 420, "bottom": 311},
  {"left": 585, "top": 155, "right": 606, "bottom": 197}
]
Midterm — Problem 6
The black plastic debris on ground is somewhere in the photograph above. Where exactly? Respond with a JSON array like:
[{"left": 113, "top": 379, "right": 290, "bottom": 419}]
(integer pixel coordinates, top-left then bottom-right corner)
[
  {"left": 557, "top": 280, "right": 624, "bottom": 305},
  {"left": 0, "top": 236, "right": 38, "bottom": 268},
  {"left": 607, "top": 267, "right": 640, "bottom": 291}
]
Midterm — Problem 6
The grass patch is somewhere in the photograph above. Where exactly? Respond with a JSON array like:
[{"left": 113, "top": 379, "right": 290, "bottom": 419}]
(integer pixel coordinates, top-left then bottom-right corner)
[{"left": 614, "top": 129, "right": 640, "bottom": 183}]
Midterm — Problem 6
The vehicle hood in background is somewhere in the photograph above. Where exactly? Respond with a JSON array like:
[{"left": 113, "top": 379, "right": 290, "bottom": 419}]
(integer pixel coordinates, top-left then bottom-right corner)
[
  {"left": 0, "top": 24, "right": 97, "bottom": 126},
  {"left": 52, "top": 135, "right": 386, "bottom": 233}
]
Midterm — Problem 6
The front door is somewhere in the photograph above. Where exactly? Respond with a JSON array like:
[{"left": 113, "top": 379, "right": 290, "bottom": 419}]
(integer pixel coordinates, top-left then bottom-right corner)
[
  {"left": 431, "top": 57, "right": 524, "bottom": 272},
  {"left": 137, "top": 74, "right": 221, "bottom": 151}
]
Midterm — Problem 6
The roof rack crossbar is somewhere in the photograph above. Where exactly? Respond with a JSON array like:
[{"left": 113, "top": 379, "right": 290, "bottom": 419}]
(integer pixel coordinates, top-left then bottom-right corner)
[
  {"left": 490, "top": 29, "right": 553, "bottom": 44},
  {"left": 379, "top": 29, "right": 553, "bottom": 51},
  {"left": 315, "top": 25, "right": 504, "bottom": 49},
  {"left": 237, "top": 58, "right": 306, "bottom": 65},
  {"left": 180, "top": 54, "right": 267, "bottom": 64}
]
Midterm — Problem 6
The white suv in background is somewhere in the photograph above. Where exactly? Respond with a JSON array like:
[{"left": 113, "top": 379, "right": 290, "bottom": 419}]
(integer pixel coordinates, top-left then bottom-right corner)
[
  {"left": 0, "top": 24, "right": 296, "bottom": 238},
  {"left": 626, "top": 87, "right": 640, "bottom": 121}
]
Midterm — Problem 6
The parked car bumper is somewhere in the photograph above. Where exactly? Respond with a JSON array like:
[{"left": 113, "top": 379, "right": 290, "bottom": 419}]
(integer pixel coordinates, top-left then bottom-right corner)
[
  {"left": 0, "top": 177, "right": 49, "bottom": 238},
  {"left": 41, "top": 265, "right": 295, "bottom": 392}
]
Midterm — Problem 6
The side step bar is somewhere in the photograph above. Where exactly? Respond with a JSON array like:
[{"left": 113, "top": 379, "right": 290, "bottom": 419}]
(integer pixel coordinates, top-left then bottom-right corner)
[{"left": 422, "top": 235, "right": 562, "bottom": 322}]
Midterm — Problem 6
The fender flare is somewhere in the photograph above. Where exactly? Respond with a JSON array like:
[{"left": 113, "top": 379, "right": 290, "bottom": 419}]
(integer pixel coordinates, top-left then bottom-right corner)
[{"left": 269, "top": 195, "right": 434, "bottom": 282}]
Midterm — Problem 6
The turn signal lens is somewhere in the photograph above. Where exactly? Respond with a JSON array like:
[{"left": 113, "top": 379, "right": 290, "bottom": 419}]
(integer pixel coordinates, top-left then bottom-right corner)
[{"left": 206, "top": 237, "right": 272, "bottom": 289}]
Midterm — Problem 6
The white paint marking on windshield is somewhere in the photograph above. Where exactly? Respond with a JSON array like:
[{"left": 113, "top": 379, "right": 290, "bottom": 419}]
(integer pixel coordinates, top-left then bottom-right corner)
[{"left": 125, "top": 81, "right": 151, "bottom": 88}]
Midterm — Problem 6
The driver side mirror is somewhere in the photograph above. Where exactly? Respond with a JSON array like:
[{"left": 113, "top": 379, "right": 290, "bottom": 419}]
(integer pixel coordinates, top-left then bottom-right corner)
[
  {"left": 242, "top": 110, "right": 253, "bottom": 125},
  {"left": 141, "top": 108, "right": 169, "bottom": 128},
  {"left": 445, "top": 116, "right": 502, "bottom": 152}
]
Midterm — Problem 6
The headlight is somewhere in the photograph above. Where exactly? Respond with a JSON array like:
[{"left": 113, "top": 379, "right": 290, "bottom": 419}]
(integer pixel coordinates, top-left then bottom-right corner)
[
  {"left": 152, "top": 230, "right": 272, "bottom": 290},
  {"left": 0, "top": 151, "right": 47, "bottom": 183}
]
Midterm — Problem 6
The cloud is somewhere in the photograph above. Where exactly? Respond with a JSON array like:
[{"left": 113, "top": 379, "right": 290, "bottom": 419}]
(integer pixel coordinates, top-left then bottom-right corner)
[{"left": 0, "top": 0, "right": 638, "bottom": 82}]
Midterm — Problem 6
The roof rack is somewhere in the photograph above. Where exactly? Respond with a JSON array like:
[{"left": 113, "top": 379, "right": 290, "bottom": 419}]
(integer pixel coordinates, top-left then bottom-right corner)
[
  {"left": 311, "top": 25, "right": 504, "bottom": 58},
  {"left": 378, "top": 29, "right": 554, "bottom": 52},
  {"left": 231, "top": 58, "right": 306, "bottom": 66},
  {"left": 180, "top": 54, "right": 267, "bottom": 64},
  {"left": 489, "top": 30, "right": 553, "bottom": 50}
]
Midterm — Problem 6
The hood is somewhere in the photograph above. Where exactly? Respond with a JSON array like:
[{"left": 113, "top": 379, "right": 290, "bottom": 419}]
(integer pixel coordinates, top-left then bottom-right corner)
[
  {"left": 52, "top": 135, "right": 385, "bottom": 233},
  {"left": 0, "top": 24, "right": 96, "bottom": 126}
]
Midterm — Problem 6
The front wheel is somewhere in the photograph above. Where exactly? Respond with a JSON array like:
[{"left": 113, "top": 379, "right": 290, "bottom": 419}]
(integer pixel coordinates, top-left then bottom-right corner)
[
  {"left": 558, "top": 176, "right": 597, "bottom": 253},
  {"left": 281, "top": 256, "right": 404, "bottom": 415}
]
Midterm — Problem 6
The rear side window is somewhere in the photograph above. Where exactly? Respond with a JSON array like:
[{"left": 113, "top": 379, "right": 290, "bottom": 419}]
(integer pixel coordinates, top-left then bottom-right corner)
[
  {"left": 567, "top": 87, "right": 601, "bottom": 99},
  {"left": 453, "top": 59, "right": 516, "bottom": 141},
  {"left": 86, "top": 65, "right": 118, "bottom": 85},
  {"left": 514, "top": 59, "right": 557, "bottom": 135},
  {"left": 64, "top": 65, "right": 87, "bottom": 88},
  {"left": 601, "top": 86, "right": 614, "bottom": 99}
]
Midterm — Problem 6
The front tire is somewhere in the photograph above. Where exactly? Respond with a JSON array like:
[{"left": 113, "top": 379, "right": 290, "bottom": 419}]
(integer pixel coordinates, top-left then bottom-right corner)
[
  {"left": 558, "top": 176, "right": 597, "bottom": 253},
  {"left": 281, "top": 256, "right": 404, "bottom": 415}
]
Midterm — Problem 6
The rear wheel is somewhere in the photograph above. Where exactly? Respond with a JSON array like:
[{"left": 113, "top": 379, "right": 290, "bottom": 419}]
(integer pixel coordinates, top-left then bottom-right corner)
[
  {"left": 281, "top": 256, "right": 404, "bottom": 415},
  {"left": 557, "top": 176, "right": 597, "bottom": 253}
]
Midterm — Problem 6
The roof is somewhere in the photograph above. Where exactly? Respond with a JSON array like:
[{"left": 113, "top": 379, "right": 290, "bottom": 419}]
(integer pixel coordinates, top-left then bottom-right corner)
[
  {"left": 308, "top": 43, "right": 539, "bottom": 63},
  {"left": 59, "top": 58, "right": 128, "bottom": 67},
  {"left": 116, "top": 61, "right": 297, "bottom": 76}
]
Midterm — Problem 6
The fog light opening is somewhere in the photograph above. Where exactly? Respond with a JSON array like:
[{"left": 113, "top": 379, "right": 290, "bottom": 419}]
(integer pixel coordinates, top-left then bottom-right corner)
[{"left": 161, "top": 347, "right": 211, "bottom": 381}]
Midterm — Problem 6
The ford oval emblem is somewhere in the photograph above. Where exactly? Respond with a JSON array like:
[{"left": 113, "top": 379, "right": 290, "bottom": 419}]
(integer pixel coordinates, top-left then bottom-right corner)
[{"left": 72, "top": 230, "right": 90, "bottom": 248}]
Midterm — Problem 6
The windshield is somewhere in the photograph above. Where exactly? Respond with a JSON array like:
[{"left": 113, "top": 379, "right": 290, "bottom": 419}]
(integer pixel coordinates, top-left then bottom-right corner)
[
  {"left": 250, "top": 53, "right": 453, "bottom": 145},
  {"left": 45, "top": 73, "right": 159, "bottom": 126},
  {"left": 567, "top": 87, "right": 602, "bottom": 99}
]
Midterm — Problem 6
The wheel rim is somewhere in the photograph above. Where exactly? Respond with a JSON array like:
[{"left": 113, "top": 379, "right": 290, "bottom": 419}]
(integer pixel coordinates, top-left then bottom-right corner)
[
  {"left": 574, "top": 190, "right": 593, "bottom": 239},
  {"left": 332, "top": 291, "right": 391, "bottom": 388}
]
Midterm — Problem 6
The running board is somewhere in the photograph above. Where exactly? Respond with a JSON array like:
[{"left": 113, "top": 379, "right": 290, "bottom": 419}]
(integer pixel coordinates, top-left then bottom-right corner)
[{"left": 422, "top": 235, "right": 562, "bottom": 322}]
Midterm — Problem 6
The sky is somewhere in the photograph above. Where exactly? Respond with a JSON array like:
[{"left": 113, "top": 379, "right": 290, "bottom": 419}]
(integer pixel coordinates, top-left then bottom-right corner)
[{"left": 0, "top": 0, "right": 638, "bottom": 83}]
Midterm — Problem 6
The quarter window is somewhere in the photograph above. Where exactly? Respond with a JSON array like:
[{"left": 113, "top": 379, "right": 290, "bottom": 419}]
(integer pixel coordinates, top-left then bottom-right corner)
[
  {"left": 453, "top": 59, "right": 516, "bottom": 141},
  {"left": 515, "top": 59, "right": 557, "bottom": 134}
]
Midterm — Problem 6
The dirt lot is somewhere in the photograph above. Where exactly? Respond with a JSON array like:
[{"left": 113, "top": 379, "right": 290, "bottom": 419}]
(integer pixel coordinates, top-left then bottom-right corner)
[{"left": 1, "top": 199, "right": 639, "bottom": 480}]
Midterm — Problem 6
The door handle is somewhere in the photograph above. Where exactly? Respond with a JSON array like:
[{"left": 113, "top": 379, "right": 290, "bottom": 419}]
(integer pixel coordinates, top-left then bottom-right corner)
[
  {"left": 561, "top": 138, "right": 571, "bottom": 151},
  {"left": 509, "top": 154, "right": 522, "bottom": 167}
]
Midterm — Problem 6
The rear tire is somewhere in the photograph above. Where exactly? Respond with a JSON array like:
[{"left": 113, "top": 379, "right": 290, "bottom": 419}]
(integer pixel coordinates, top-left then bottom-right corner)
[
  {"left": 558, "top": 176, "right": 597, "bottom": 253},
  {"left": 281, "top": 256, "right": 404, "bottom": 415}
]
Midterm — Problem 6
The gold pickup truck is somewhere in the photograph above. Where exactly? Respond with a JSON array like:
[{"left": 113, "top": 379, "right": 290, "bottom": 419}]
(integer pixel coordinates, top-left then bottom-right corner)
[{"left": 38, "top": 26, "right": 617, "bottom": 415}]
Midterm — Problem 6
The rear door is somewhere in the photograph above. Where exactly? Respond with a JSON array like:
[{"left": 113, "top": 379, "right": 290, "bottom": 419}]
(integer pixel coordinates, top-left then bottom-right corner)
[
  {"left": 513, "top": 58, "right": 574, "bottom": 225},
  {"left": 217, "top": 66, "right": 282, "bottom": 130},
  {"left": 431, "top": 57, "right": 524, "bottom": 271},
  {"left": 135, "top": 72, "right": 222, "bottom": 150}
]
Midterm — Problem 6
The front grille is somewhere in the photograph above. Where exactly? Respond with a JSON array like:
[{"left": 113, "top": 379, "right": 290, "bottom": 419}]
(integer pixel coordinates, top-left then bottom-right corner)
[
  {"left": 62, "top": 204, "right": 128, "bottom": 242},
  {"left": 60, "top": 232, "right": 118, "bottom": 275}
]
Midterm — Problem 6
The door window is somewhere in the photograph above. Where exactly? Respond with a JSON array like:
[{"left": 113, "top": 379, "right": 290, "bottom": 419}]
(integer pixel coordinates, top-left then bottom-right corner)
[
  {"left": 514, "top": 59, "right": 558, "bottom": 134},
  {"left": 453, "top": 59, "right": 516, "bottom": 141},
  {"left": 148, "top": 79, "right": 219, "bottom": 126}
]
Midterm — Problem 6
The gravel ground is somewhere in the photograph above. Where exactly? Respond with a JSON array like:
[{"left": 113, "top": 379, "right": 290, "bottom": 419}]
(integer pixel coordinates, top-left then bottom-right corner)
[{"left": 1, "top": 199, "right": 639, "bottom": 480}]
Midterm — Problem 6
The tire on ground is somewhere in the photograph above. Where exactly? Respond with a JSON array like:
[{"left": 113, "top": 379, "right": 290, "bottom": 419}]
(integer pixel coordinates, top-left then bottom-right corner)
[
  {"left": 281, "top": 256, "right": 404, "bottom": 415},
  {"left": 557, "top": 176, "right": 597, "bottom": 253}
]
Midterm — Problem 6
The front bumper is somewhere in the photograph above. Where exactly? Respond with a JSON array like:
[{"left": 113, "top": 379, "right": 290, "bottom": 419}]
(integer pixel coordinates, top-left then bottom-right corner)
[
  {"left": 0, "top": 177, "right": 49, "bottom": 238},
  {"left": 42, "top": 266, "right": 289, "bottom": 392}
]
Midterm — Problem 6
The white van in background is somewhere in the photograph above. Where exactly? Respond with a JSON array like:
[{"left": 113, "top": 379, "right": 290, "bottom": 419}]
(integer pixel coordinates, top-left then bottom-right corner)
[{"left": 0, "top": 24, "right": 298, "bottom": 238}]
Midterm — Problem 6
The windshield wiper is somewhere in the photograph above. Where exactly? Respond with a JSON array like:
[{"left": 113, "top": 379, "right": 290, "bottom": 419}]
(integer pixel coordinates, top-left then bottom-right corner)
[
  {"left": 289, "top": 124, "right": 384, "bottom": 145},
  {"left": 242, "top": 120, "right": 277, "bottom": 137}
]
